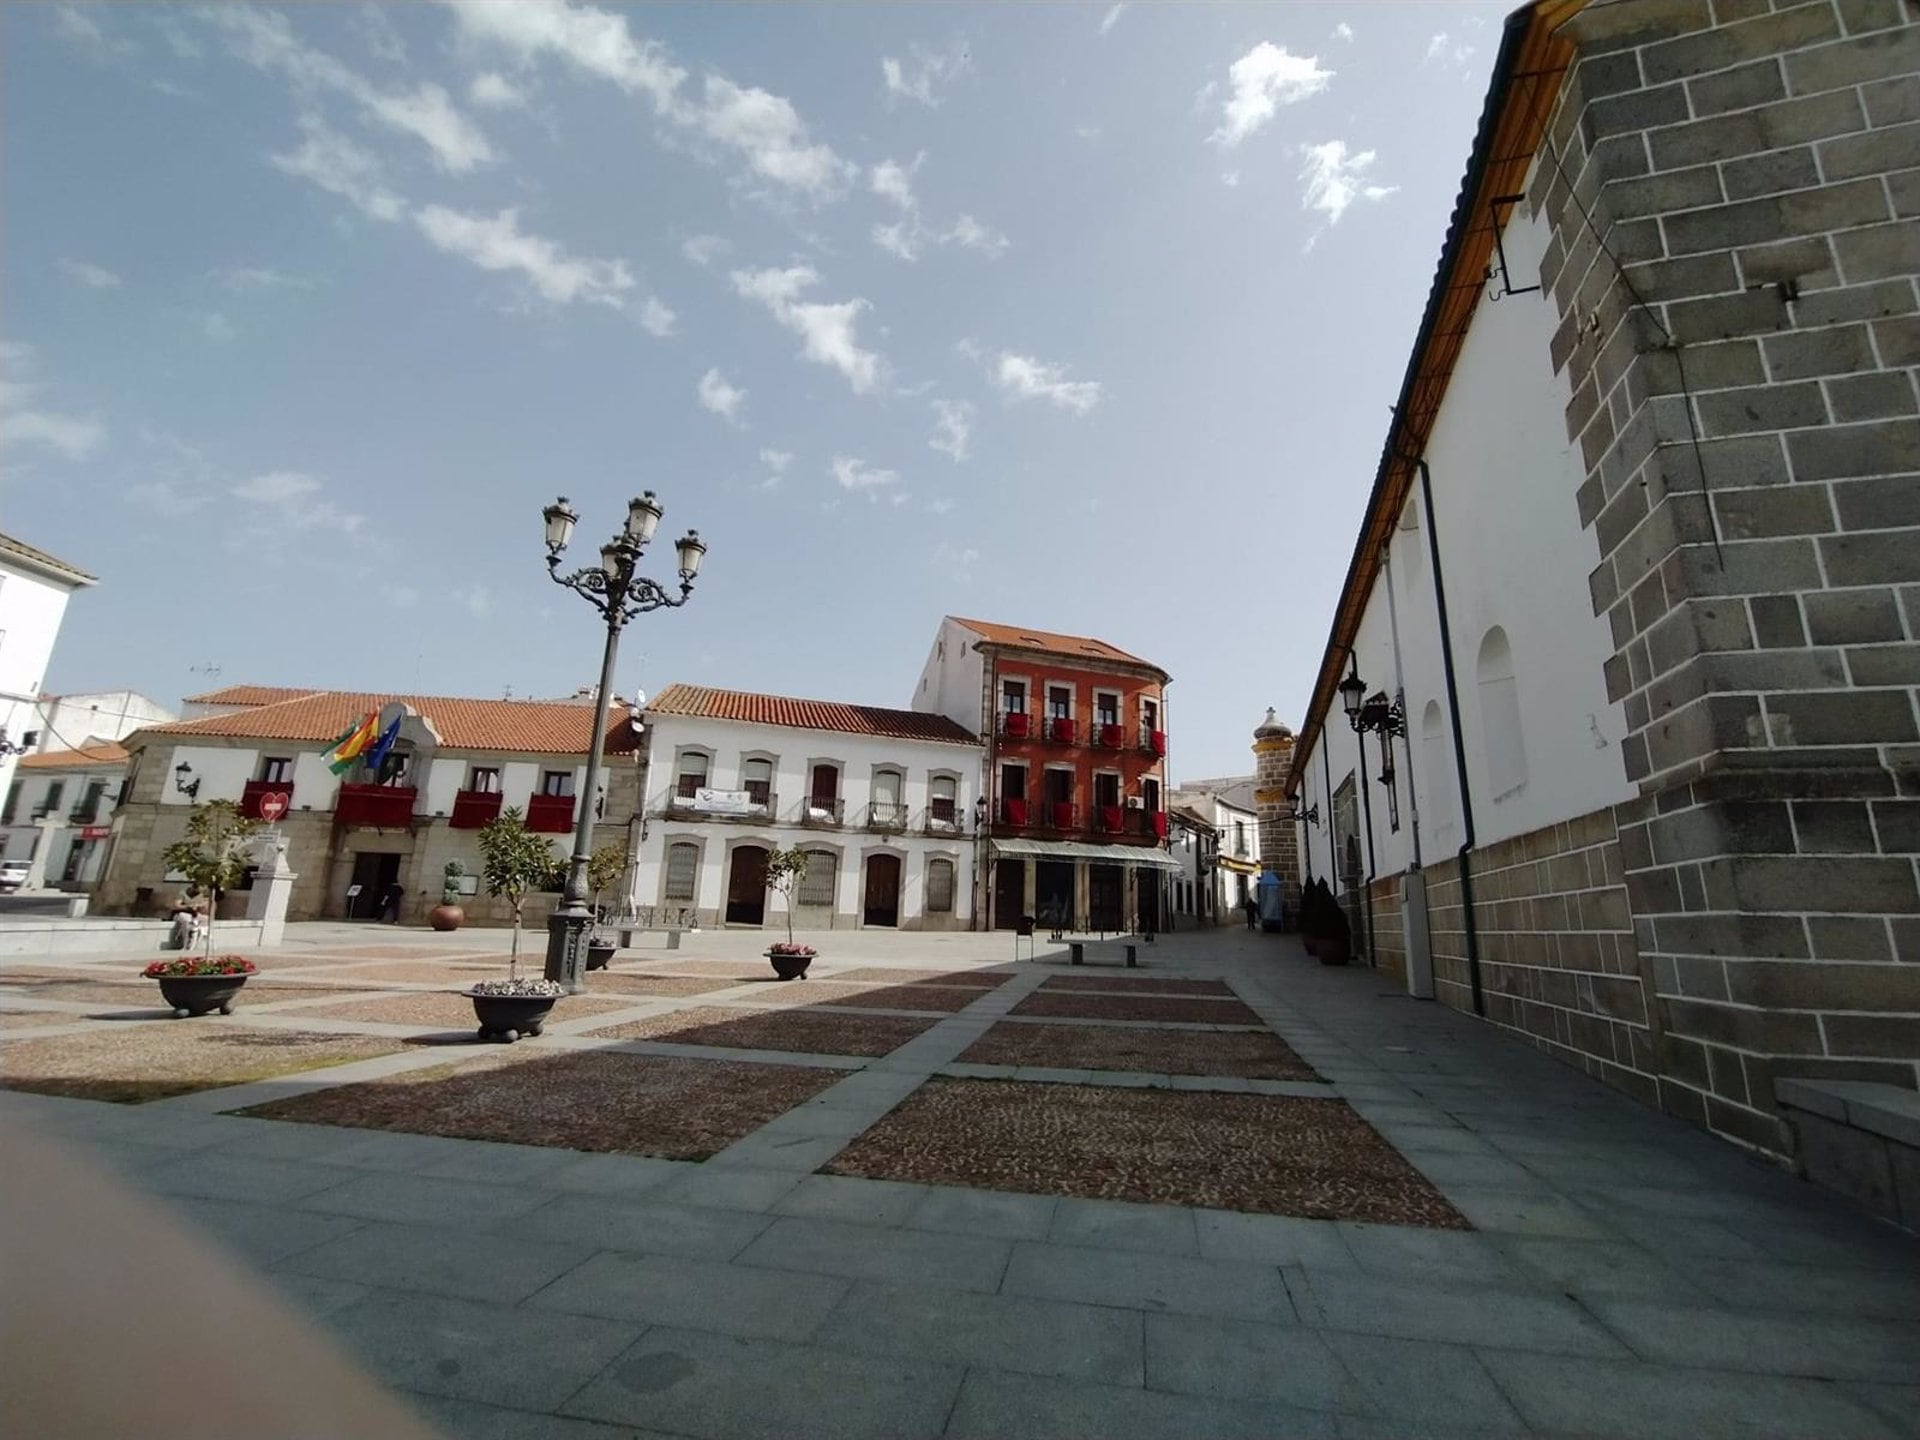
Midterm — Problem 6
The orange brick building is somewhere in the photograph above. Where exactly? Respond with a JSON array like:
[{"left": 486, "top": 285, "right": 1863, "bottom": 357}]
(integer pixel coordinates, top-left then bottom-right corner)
[{"left": 913, "top": 617, "right": 1177, "bottom": 932}]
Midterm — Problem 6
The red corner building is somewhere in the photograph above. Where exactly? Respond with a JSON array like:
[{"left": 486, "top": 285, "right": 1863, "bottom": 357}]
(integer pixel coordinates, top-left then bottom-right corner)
[{"left": 912, "top": 617, "right": 1176, "bottom": 932}]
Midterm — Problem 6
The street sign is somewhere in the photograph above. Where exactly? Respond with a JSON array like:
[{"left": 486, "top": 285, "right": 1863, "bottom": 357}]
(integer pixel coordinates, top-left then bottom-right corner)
[
  {"left": 79, "top": 825, "right": 111, "bottom": 841},
  {"left": 258, "top": 791, "right": 291, "bottom": 823}
]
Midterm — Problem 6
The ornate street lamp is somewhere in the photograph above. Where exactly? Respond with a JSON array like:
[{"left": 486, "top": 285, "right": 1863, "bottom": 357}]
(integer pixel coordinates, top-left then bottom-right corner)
[
  {"left": 541, "top": 492, "right": 706, "bottom": 992},
  {"left": 173, "top": 761, "right": 200, "bottom": 799}
]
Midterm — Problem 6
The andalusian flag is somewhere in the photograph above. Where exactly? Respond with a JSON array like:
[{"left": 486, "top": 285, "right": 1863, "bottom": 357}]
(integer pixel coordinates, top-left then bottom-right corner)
[{"left": 323, "top": 713, "right": 379, "bottom": 775}]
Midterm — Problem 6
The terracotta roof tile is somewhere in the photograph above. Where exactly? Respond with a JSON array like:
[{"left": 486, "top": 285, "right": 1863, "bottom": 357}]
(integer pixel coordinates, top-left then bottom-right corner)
[
  {"left": 949, "top": 616, "right": 1164, "bottom": 674},
  {"left": 0, "top": 532, "right": 96, "bottom": 587},
  {"left": 17, "top": 742, "right": 129, "bottom": 769},
  {"left": 182, "top": 684, "right": 326, "bottom": 707},
  {"left": 648, "top": 684, "right": 980, "bottom": 745},
  {"left": 143, "top": 690, "right": 636, "bottom": 755}
]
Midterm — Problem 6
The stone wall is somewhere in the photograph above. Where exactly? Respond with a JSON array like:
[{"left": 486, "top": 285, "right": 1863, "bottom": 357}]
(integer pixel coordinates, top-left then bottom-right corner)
[
  {"left": 1526, "top": 0, "right": 1920, "bottom": 1153},
  {"left": 1252, "top": 731, "right": 1301, "bottom": 918}
]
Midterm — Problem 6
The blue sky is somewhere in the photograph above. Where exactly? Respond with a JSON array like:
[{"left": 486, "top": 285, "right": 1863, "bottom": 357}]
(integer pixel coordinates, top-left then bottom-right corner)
[{"left": 2, "top": 1, "right": 1505, "bottom": 777}]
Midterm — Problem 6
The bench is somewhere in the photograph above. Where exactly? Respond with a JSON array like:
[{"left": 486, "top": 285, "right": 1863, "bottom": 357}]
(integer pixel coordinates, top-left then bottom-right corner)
[
  {"left": 1067, "top": 940, "right": 1140, "bottom": 969},
  {"left": 1775, "top": 1078, "right": 1920, "bottom": 1230},
  {"left": 609, "top": 906, "right": 696, "bottom": 950}
]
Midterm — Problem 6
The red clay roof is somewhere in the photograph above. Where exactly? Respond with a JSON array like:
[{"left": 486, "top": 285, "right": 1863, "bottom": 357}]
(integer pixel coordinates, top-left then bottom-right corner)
[
  {"left": 949, "top": 617, "right": 1164, "bottom": 674},
  {"left": 649, "top": 684, "right": 980, "bottom": 745},
  {"left": 143, "top": 691, "right": 636, "bottom": 755},
  {"left": 181, "top": 684, "right": 328, "bottom": 707},
  {"left": 17, "top": 741, "right": 129, "bottom": 769}
]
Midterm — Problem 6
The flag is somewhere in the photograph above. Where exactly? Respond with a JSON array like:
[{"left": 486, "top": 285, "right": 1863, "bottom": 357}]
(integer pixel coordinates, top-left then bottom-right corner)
[
  {"left": 364, "top": 713, "right": 404, "bottom": 776},
  {"left": 323, "top": 713, "right": 379, "bottom": 775}
]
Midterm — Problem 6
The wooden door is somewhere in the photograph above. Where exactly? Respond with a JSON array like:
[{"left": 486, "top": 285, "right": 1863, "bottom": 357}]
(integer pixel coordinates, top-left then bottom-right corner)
[
  {"left": 726, "top": 846, "right": 768, "bottom": 926},
  {"left": 993, "top": 858, "right": 1024, "bottom": 930},
  {"left": 863, "top": 853, "right": 901, "bottom": 927}
]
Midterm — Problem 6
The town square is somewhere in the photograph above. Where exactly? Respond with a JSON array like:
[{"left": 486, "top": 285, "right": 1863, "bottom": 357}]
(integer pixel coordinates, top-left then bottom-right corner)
[{"left": 4, "top": 0, "right": 1918, "bottom": 1435}]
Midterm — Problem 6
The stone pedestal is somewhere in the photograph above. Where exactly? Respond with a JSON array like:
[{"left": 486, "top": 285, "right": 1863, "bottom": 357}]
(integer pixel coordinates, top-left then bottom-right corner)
[
  {"left": 245, "top": 831, "right": 297, "bottom": 949},
  {"left": 20, "top": 817, "right": 61, "bottom": 892}
]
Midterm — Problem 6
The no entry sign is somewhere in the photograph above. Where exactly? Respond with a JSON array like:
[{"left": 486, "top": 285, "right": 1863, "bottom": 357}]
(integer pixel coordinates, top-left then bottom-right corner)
[{"left": 258, "top": 791, "right": 291, "bottom": 823}]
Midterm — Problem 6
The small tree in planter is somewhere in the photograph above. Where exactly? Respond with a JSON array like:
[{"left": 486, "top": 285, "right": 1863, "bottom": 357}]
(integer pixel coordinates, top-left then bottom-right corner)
[
  {"left": 585, "top": 839, "right": 629, "bottom": 968},
  {"left": 468, "top": 808, "right": 564, "bottom": 1038},
  {"left": 160, "top": 800, "right": 261, "bottom": 962},
  {"left": 431, "top": 860, "right": 467, "bottom": 931},
  {"left": 763, "top": 845, "right": 815, "bottom": 978}
]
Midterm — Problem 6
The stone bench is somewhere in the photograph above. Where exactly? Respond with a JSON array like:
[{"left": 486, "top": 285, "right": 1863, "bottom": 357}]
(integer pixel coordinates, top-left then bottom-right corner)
[{"left": 1775, "top": 1078, "right": 1920, "bottom": 1231}]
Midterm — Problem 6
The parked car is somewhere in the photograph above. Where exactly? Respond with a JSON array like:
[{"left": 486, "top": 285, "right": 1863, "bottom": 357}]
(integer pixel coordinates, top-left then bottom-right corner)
[{"left": 0, "top": 860, "right": 31, "bottom": 892}]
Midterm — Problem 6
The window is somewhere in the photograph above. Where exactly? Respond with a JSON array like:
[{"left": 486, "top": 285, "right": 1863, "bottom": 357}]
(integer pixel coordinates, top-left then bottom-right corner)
[
  {"left": 809, "top": 764, "right": 840, "bottom": 814},
  {"left": 1000, "top": 763, "right": 1026, "bottom": 799},
  {"left": 798, "top": 850, "right": 837, "bottom": 906},
  {"left": 467, "top": 766, "right": 501, "bottom": 794},
  {"left": 1095, "top": 692, "right": 1119, "bottom": 726},
  {"left": 260, "top": 757, "right": 294, "bottom": 783},
  {"left": 379, "top": 750, "right": 412, "bottom": 788},
  {"left": 1001, "top": 679, "right": 1027, "bottom": 714},
  {"left": 1, "top": 782, "right": 18, "bottom": 824},
  {"left": 872, "top": 769, "right": 904, "bottom": 825},
  {"left": 742, "top": 758, "right": 773, "bottom": 808},
  {"left": 541, "top": 770, "right": 575, "bottom": 797},
  {"left": 1046, "top": 685, "right": 1072, "bottom": 720},
  {"left": 1093, "top": 772, "right": 1120, "bottom": 808},
  {"left": 1142, "top": 776, "right": 1160, "bottom": 812},
  {"left": 40, "top": 781, "right": 65, "bottom": 816},
  {"left": 1142, "top": 698, "right": 1159, "bottom": 731},
  {"left": 73, "top": 781, "right": 107, "bottom": 823},
  {"left": 927, "top": 858, "right": 955, "bottom": 912},
  {"left": 1476, "top": 627, "right": 1529, "bottom": 801},
  {"left": 676, "top": 751, "right": 709, "bottom": 800},
  {"left": 1234, "top": 821, "right": 1249, "bottom": 856},
  {"left": 929, "top": 775, "right": 957, "bottom": 825},
  {"left": 664, "top": 842, "right": 698, "bottom": 900},
  {"left": 1422, "top": 700, "right": 1453, "bottom": 840}
]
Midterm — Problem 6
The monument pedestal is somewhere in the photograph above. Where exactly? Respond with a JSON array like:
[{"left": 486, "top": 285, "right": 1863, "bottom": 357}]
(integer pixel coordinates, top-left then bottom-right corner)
[{"left": 246, "top": 832, "right": 297, "bottom": 948}]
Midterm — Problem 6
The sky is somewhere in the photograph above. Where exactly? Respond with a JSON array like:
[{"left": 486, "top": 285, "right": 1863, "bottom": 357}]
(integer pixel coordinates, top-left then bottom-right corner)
[{"left": 2, "top": 0, "right": 1507, "bottom": 778}]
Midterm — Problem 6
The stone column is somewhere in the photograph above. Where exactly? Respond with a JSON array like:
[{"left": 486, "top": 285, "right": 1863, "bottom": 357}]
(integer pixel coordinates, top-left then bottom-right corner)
[
  {"left": 246, "top": 831, "right": 298, "bottom": 949},
  {"left": 1251, "top": 710, "right": 1301, "bottom": 921}
]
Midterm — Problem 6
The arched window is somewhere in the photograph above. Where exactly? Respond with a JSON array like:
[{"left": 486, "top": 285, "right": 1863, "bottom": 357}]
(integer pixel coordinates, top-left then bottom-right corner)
[
  {"left": 1421, "top": 700, "right": 1453, "bottom": 840},
  {"left": 928, "top": 774, "right": 958, "bottom": 827},
  {"left": 871, "top": 769, "right": 905, "bottom": 827},
  {"left": 798, "top": 849, "right": 838, "bottom": 906},
  {"left": 742, "top": 758, "right": 772, "bottom": 810},
  {"left": 1476, "top": 628, "right": 1528, "bottom": 801},
  {"left": 926, "top": 858, "right": 955, "bottom": 913},
  {"left": 664, "top": 842, "right": 699, "bottom": 901},
  {"left": 675, "top": 751, "right": 710, "bottom": 800}
]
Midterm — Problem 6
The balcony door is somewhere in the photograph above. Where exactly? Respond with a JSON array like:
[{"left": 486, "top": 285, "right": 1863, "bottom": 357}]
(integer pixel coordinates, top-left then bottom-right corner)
[
  {"left": 863, "top": 853, "right": 901, "bottom": 927},
  {"left": 726, "top": 846, "right": 768, "bottom": 926}
]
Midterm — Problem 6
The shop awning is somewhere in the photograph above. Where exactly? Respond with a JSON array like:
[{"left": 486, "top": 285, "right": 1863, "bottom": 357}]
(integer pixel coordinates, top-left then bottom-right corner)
[
  {"left": 1218, "top": 856, "right": 1262, "bottom": 876},
  {"left": 990, "top": 839, "right": 1182, "bottom": 872}
]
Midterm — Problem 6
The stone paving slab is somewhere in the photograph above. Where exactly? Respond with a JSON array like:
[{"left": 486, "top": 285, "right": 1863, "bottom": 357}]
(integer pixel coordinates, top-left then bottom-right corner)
[
  {"left": 279, "top": 1221, "right": 596, "bottom": 1305},
  {"left": 943, "top": 1368, "right": 1337, "bottom": 1440},
  {"left": 528, "top": 1249, "right": 851, "bottom": 1340},
  {"left": 735, "top": 1214, "right": 1014, "bottom": 1292},
  {"left": 1000, "top": 1242, "right": 1297, "bottom": 1322}
]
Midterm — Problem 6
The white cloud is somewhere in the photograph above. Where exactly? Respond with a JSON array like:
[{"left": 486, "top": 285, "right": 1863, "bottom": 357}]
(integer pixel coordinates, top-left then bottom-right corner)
[
  {"left": 414, "top": 205, "right": 634, "bottom": 307},
  {"left": 992, "top": 352, "right": 1101, "bottom": 414},
  {"left": 929, "top": 399, "right": 972, "bottom": 462},
  {"left": 270, "top": 114, "right": 405, "bottom": 221},
  {"left": 759, "top": 448, "right": 792, "bottom": 472},
  {"left": 58, "top": 258, "right": 122, "bottom": 288},
  {"left": 230, "top": 470, "right": 365, "bottom": 532},
  {"left": 1075, "top": 124, "right": 1100, "bottom": 141},
  {"left": 881, "top": 40, "right": 969, "bottom": 107},
  {"left": 1298, "top": 139, "right": 1396, "bottom": 223},
  {"left": 832, "top": 455, "right": 898, "bottom": 492},
  {"left": 1221, "top": 170, "right": 1241, "bottom": 188},
  {"left": 125, "top": 478, "right": 212, "bottom": 513},
  {"left": 1333, "top": 22, "right": 1355, "bottom": 42},
  {"left": 1099, "top": 4, "right": 1126, "bottom": 35},
  {"left": 200, "top": 312, "right": 238, "bottom": 343},
  {"left": 468, "top": 70, "right": 527, "bottom": 108},
  {"left": 447, "top": 0, "right": 851, "bottom": 199},
  {"left": 52, "top": 5, "right": 127, "bottom": 56},
  {"left": 0, "top": 344, "right": 105, "bottom": 459},
  {"left": 945, "top": 214, "right": 1008, "bottom": 257},
  {"left": 927, "top": 498, "right": 955, "bottom": 515},
  {"left": 681, "top": 233, "right": 729, "bottom": 267},
  {"left": 872, "top": 220, "right": 922, "bottom": 262},
  {"left": 697, "top": 367, "right": 746, "bottom": 424},
  {"left": 213, "top": 266, "right": 314, "bottom": 291},
  {"left": 455, "top": 583, "right": 493, "bottom": 617},
  {"left": 1209, "top": 42, "right": 1333, "bottom": 147},
  {"left": 352, "top": 4, "right": 408, "bottom": 64},
  {"left": 1424, "top": 32, "right": 1477, "bottom": 69},
  {"left": 151, "top": 14, "right": 202, "bottom": 59},
  {"left": 870, "top": 154, "right": 921, "bottom": 211},
  {"left": 206, "top": 7, "right": 494, "bottom": 173},
  {"left": 638, "top": 296, "right": 677, "bottom": 337},
  {"left": 932, "top": 541, "right": 978, "bottom": 581},
  {"left": 731, "top": 266, "right": 882, "bottom": 394}
]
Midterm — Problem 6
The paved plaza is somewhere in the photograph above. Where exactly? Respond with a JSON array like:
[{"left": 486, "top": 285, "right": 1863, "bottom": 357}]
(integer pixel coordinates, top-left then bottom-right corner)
[{"left": 3, "top": 924, "right": 1917, "bottom": 1438}]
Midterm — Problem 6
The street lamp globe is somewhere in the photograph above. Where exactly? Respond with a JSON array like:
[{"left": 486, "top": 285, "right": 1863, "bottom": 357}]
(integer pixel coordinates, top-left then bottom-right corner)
[
  {"left": 600, "top": 539, "right": 625, "bottom": 577},
  {"left": 625, "top": 492, "right": 663, "bottom": 545},
  {"left": 543, "top": 497, "right": 578, "bottom": 553},
  {"left": 675, "top": 529, "right": 707, "bottom": 580},
  {"left": 1338, "top": 669, "right": 1367, "bottom": 722}
]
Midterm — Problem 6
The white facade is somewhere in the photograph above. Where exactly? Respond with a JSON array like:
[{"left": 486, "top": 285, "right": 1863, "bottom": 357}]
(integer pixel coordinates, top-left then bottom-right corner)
[
  {"left": 1167, "top": 812, "right": 1218, "bottom": 926},
  {"left": 1171, "top": 786, "right": 1260, "bottom": 916},
  {"left": 635, "top": 709, "right": 981, "bottom": 932},
  {"left": 911, "top": 615, "right": 989, "bottom": 733},
  {"left": 0, "top": 536, "right": 94, "bottom": 812},
  {"left": 1292, "top": 202, "right": 1634, "bottom": 895},
  {"left": 31, "top": 691, "right": 175, "bottom": 753},
  {"left": 0, "top": 750, "right": 124, "bottom": 886}
]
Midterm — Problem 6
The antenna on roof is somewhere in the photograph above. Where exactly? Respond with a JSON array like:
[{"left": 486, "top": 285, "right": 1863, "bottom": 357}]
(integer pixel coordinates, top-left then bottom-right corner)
[
  {"left": 189, "top": 662, "right": 222, "bottom": 681},
  {"left": 502, "top": 684, "right": 514, "bottom": 701}
]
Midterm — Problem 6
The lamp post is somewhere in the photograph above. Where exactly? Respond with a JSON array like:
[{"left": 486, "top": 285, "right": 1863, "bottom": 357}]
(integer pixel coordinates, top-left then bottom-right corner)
[{"left": 541, "top": 493, "right": 707, "bottom": 993}]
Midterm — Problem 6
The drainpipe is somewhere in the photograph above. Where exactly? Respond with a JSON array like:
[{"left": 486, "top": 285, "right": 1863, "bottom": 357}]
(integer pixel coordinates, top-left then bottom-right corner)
[
  {"left": 1418, "top": 457, "right": 1486, "bottom": 1017},
  {"left": 1349, "top": 652, "right": 1379, "bottom": 969},
  {"left": 1383, "top": 546, "right": 1421, "bottom": 868}
]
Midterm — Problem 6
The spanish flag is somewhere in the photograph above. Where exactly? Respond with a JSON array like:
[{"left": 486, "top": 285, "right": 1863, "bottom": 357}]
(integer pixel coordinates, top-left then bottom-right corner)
[{"left": 323, "top": 713, "right": 379, "bottom": 775}]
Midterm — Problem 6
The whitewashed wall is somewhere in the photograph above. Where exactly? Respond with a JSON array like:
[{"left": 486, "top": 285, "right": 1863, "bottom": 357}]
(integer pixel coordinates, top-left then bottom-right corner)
[
  {"left": 912, "top": 616, "right": 988, "bottom": 733},
  {"left": 0, "top": 562, "right": 78, "bottom": 809}
]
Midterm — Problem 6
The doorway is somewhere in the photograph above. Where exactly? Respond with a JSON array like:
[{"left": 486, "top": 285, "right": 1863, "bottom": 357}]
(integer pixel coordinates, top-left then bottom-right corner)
[
  {"left": 993, "top": 857, "right": 1024, "bottom": 929},
  {"left": 348, "top": 852, "right": 401, "bottom": 920},
  {"left": 1137, "top": 874, "right": 1159, "bottom": 934},
  {"left": 1089, "top": 864, "right": 1123, "bottom": 932},
  {"left": 726, "top": 846, "right": 768, "bottom": 926},
  {"left": 863, "top": 853, "right": 901, "bottom": 927},
  {"left": 1036, "top": 860, "right": 1074, "bottom": 932}
]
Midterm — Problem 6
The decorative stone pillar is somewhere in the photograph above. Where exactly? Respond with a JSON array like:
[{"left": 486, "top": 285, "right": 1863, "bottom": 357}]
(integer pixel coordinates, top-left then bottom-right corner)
[
  {"left": 1251, "top": 709, "right": 1300, "bottom": 920},
  {"left": 246, "top": 831, "right": 297, "bottom": 949}
]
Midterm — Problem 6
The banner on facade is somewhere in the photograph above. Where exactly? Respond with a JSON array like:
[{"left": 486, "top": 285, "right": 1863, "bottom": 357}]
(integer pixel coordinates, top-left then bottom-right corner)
[{"left": 689, "top": 788, "right": 759, "bottom": 815}]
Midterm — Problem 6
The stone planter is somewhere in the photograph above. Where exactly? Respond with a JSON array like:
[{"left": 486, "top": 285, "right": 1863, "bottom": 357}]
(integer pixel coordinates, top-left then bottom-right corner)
[
  {"left": 767, "top": 949, "right": 814, "bottom": 981},
  {"left": 468, "top": 990, "right": 559, "bottom": 1042},
  {"left": 429, "top": 904, "right": 465, "bottom": 932},
  {"left": 156, "top": 973, "right": 250, "bottom": 1018},
  {"left": 586, "top": 939, "right": 617, "bottom": 970},
  {"left": 1317, "top": 934, "right": 1351, "bottom": 967},
  {"left": 1302, "top": 934, "right": 1320, "bottom": 957}
]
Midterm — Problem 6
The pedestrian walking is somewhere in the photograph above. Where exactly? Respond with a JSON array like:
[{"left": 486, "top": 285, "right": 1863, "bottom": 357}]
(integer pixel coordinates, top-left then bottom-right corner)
[{"left": 1242, "top": 890, "right": 1258, "bottom": 930}]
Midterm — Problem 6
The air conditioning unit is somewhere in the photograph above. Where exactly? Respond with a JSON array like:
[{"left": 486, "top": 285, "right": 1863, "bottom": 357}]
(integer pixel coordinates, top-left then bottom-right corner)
[{"left": 1124, "top": 797, "right": 1144, "bottom": 810}]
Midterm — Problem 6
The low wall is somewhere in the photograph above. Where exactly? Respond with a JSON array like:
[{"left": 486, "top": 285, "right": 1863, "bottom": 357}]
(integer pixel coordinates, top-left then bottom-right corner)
[{"left": 0, "top": 920, "right": 269, "bottom": 957}]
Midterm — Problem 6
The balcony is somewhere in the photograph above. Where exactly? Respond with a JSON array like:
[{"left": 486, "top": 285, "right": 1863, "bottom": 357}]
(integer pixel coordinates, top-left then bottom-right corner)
[
  {"left": 667, "top": 788, "right": 776, "bottom": 821},
  {"left": 1090, "top": 803, "right": 1126, "bottom": 836},
  {"left": 923, "top": 802, "right": 963, "bottom": 835},
  {"left": 798, "top": 796, "right": 845, "bottom": 827},
  {"left": 865, "top": 800, "right": 910, "bottom": 832},
  {"left": 1037, "top": 801, "right": 1079, "bottom": 832},
  {"left": 527, "top": 793, "right": 577, "bottom": 834},
  {"left": 998, "top": 711, "right": 1033, "bottom": 741},
  {"left": 1089, "top": 721, "right": 1128, "bottom": 750},
  {"left": 1141, "top": 726, "right": 1167, "bottom": 756},
  {"left": 240, "top": 779, "right": 295, "bottom": 821},
  {"left": 1043, "top": 715, "right": 1077, "bottom": 745},
  {"left": 1000, "top": 797, "right": 1029, "bottom": 828},
  {"left": 450, "top": 789, "right": 504, "bottom": 830},
  {"left": 335, "top": 784, "right": 418, "bottom": 829}
]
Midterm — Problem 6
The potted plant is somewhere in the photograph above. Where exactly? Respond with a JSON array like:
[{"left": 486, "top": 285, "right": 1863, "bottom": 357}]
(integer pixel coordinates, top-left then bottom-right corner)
[
  {"left": 467, "top": 807, "right": 565, "bottom": 1041},
  {"left": 585, "top": 839, "right": 628, "bottom": 970},
  {"left": 1299, "top": 879, "right": 1323, "bottom": 957},
  {"left": 1317, "top": 880, "right": 1353, "bottom": 967},
  {"left": 150, "top": 800, "right": 262, "bottom": 1011},
  {"left": 763, "top": 845, "right": 815, "bottom": 979},
  {"left": 143, "top": 954, "right": 258, "bottom": 1016},
  {"left": 430, "top": 860, "right": 467, "bottom": 932}
]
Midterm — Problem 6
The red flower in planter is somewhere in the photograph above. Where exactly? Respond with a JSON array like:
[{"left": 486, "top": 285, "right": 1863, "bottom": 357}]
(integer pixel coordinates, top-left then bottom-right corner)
[{"left": 142, "top": 955, "right": 259, "bottom": 979}]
